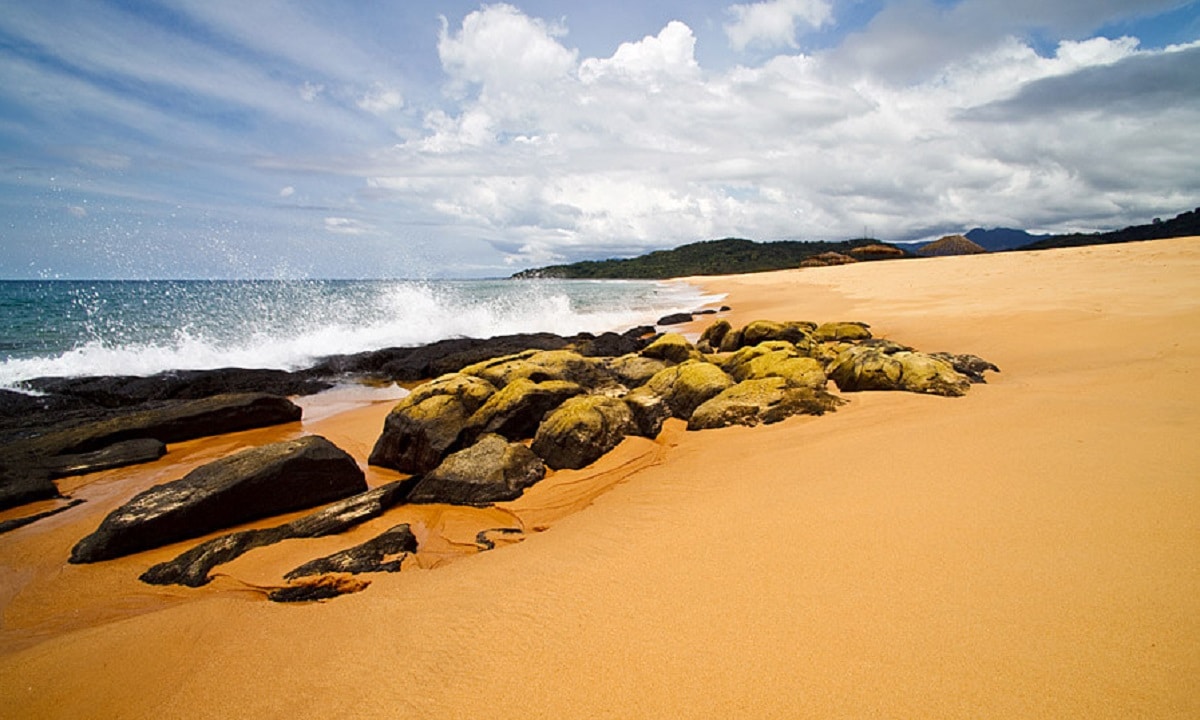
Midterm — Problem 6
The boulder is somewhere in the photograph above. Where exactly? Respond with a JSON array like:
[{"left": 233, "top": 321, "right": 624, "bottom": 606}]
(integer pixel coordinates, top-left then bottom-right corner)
[
  {"left": 640, "top": 333, "right": 700, "bottom": 365},
  {"left": 696, "top": 319, "right": 732, "bottom": 354},
  {"left": 624, "top": 390, "right": 671, "bottom": 439},
  {"left": 71, "top": 435, "right": 366, "bottom": 564},
  {"left": 284, "top": 524, "right": 417, "bottom": 579},
  {"left": 740, "top": 320, "right": 810, "bottom": 346},
  {"left": 930, "top": 352, "right": 1000, "bottom": 383},
  {"left": 23, "top": 369, "right": 330, "bottom": 409},
  {"left": 848, "top": 243, "right": 906, "bottom": 260},
  {"left": 42, "top": 439, "right": 166, "bottom": 478},
  {"left": 532, "top": 395, "right": 636, "bottom": 470},
  {"left": 828, "top": 347, "right": 971, "bottom": 397},
  {"left": 459, "top": 378, "right": 586, "bottom": 445},
  {"left": 688, "top": 378, "right": 843, "bottom": 430},
  {"left": 268, "top": 575, "right": 371, "bottom": 603},
  {"left": 460, "top": 349, "right": 610, "bottom": 390},
  {"left": 657, "top": 312, "right": 694, "bottom": 326},
  {"left": 0, "top": 467, "right": 59, "bottom": 512},
  {"left": 642, "top": 360, "right": 735, "bottom": 420},
  {"left": 141, "top": 479, "right": 415, "bottom": 587},
  {"left": 737, "top": 352, "right": 827, "bottom": 390},
  {"left": 368, "top": 373, "right": 496, "bottom": 473},
  {"left": 405, "top": 434, "right": 546, "bottom": 506},
  {"left": 605, "top": 354, "right": 668, "bottom": 389},
  {"left": 812, "top": 321, "right": 872, "bottom": 342},
  {"left": 717, "top": 326, "right": 745, "bottom": 353}
]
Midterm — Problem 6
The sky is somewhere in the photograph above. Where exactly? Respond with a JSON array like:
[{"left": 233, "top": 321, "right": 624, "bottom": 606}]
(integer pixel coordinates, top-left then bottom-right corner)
[{"left": 1, "top": 0, "right": 1198, "bottom": 279}]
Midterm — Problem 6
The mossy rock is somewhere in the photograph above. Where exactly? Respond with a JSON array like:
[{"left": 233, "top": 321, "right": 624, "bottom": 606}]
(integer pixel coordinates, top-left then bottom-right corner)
[
  {"left": 697, "top": 319, "right": 732, "bottom": 354},
  {"left": 461, "top": 378, "right": 586, "bottom": 443},
  {"left": 605, "top": 354, "right": 669, "bottom": 389},
  {"left": 369, "top": 374, "right": 498, "bottom": 473},
  {"left": 688, "top": 377, "right": 842, "bottom": 430},
  {"left": 532, "top": 395, "right": 636, "bottom": 470},
  {"left": 640, "top": 333, "right": 700, "bottom": 365},
  {"left": 827, "top": 347, "right": 970, "bottom": 397},
  {"left": 460, "top": 349, "right": 608, "bottom": 389},
  {"left": 740, "top": 354, "right": 827, "bottom": 390},
  {"left": 740, "top": 320, "right": 809, "bottom": 346},
  {"left": 623, "top": 388, "right": 671, "bottom": 438},
  {"left": 812, "top": 321, "right": 872, "bottom": 342},
  {"left": 643, "top": 360, "right": 735, "bottom": 419},
  {"left": 717, "top": 327, "right": 745, "bottom": 353}
]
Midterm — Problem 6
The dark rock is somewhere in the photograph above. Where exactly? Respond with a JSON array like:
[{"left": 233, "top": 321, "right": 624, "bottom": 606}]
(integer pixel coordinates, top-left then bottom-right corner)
[
  {"left": 140, "top": 479, "right": 415, "bottom": 587},
  {"left": 284, "top": 524, "right": 417, "bottom": 579},
  {"left": 573, "top": 329, "right": 650, "bottom": 358},
  {"left": 368, "top": 373, "right": 497, "bottom": 473},
  {"left": 72, "top": 435, "right": 365, "bottom": 564},
  {"left": 657, "top": 312, "right": 694, "bottom": 326},
  {"left": 268, "top": 575, "right": 370, "bottom": 603},
  {"left": 475, "top": 527, "right": 523, "bottom": 551},
  {"left": 532, "top": 395, "right": 635, "bottom": 470},
  {"left": 0, "top": 466, "right": 59, "bottom": 512},
  {"left": 624, "top": 391, "right": 671, "bottom": 439},
  {"left": 0, "top": 498, "right": 85, "bottom": 536},
  {"left": 42, "top": 439, "right": 166, "bottom": 478},
  {"left": 24, "top": 369, "right": 330, "bottom": 409},
  {"left": 697, "top": 319, "right": 732, "bottom": 353},
  {"left": 406, "top": 434, "right": 546, "bottom": 506},
  {"left": 930, "top": 352, "right": 1000, "bottom": 383}
]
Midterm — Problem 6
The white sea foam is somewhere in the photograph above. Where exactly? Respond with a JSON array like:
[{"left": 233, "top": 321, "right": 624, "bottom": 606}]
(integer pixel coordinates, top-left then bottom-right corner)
[{"left": 0, "top": 279, "right": 722, "bottom": 387}]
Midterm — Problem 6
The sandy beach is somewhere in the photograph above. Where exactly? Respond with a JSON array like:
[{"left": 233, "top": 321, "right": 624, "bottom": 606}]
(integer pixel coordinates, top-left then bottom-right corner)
[{"left": 2, "top": 237, "right": 1199, "bottom": 718}]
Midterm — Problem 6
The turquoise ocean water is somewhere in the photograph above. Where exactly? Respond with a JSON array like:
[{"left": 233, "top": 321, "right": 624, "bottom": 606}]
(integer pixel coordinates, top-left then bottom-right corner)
[{"left": 0, "top": 279, "right": 718, "bottom": 388}]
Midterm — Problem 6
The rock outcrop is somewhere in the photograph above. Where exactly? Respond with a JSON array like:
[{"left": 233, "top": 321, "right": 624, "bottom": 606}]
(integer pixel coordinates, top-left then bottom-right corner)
[
  {"left": 532, "top": 395, "right": 636, "bottom": 470},
  {"left": 689, "top": 378, "right": 843, "bottom": 430},
  {"left": 827, "top": 346, "right": 972, "bottom": 396},
  {"left": 284, "top": 524, "right": 418, "bottom": 579},
  {"left": 634, "top": 360, "right": 734, "bottom": 420},
  {"left": 405, "top": 434, "right": 546, "bottom": 506},
  {"left": 368, "top": 373, "right": 496, "bottom": 473},
  {"left": 72, "top": 435, "right": 365, "bottom": 564}
]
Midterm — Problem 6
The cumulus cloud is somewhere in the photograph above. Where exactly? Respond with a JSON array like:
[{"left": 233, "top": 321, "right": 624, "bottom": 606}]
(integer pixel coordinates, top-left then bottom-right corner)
[
  {"left": 361, "top": 5, "right": 1199, "bottom": 267},
  {"left": 725, "top": 0, "right": 833, "bottom": 52}
]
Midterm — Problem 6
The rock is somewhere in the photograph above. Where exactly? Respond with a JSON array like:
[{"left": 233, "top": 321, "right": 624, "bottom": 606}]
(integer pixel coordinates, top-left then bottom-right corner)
[
  {"left": 800, "top": 251, "right": 857, "bottom": 267},
  {"left": 717, "top": 326, "right": 745, "bottom": 353},
  {"left": 460, "top": 349, "right": 609, "bottom": 389},
  {"left": 23, "top": 369, "right": 330, "bottom": 409},
  {"left": 573, "top": 327, "right": 653, "bottom": 357},
  {"left": 605, "top": 354, "right": 668, "bottom": 389},
  {"left": 42, "top": 439, "right": 166, "bottom": 478},
  {"left": 368, "top": 373, "right": 496, "bottom": 473},
  {"left": 406, "top": 434, "right": 546, "bottom": 506},
  {"left": 740, "top": 320, "right": 811, "bottom": 346},
  {"left": 657, "top": 312, "right": 694, "bottom": 326},
  {"left": 642, "top": 360, "right": 735, "bottom": 420},
  {"left": 460, "top": 378, "right": 586, "bottom": 445},
  {"left": 532, "top": 395, "right": 636, "bottom": 470},
  {"left": 827, "top": 347, "right": 972, "bottom": 397},
  {"left": 640, "top": 333, "right": 699, "bottom": 365},
  {"left": 140, "top": 479, "right": 415, "bottom": 587},
  {"left": 624, "top": 390, "right": 671, "bottom": 438},
  {"left": 930, "top": 352, "right": 1000, "bottom": 383},
  {"left": 284, "top": 524, "right": 417, "bottom": 579},
  {"left": 688, "top": 378, "right": 843, "bottom": 430},
  {"left": 848, "top": 243, "right": 906, "bottom": 260},
  {"left": 812, "top": 321, "right": 872, "bottom": 343},
  {"left": 0, "top": 498, "right": 86, "bottom": 536},
  {"left": 268, "top": 575, "right": 370, "bottom": 603},
  {"left": 0, "top": 467, "right": 59, "bottom": 512},
  {"left": 919, "top": 235, "right": 987, "bottom": 256},
  {"left": 475, "top": 527, "right": 523, "bottom": 551},
  {"left": 736, "top": 352, "right": 827, "bottom": 390},
  {"left": 72, "top": 435, "right": 366, "bottom": 564},
  {"left": 697, "top": 319, "right": 732, "bottom": 354}
]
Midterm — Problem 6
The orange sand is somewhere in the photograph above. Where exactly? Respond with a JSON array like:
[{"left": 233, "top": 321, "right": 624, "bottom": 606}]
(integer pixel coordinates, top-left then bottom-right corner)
[{"left": 2, "top": 238, "right": 1199, "bottom": 718}]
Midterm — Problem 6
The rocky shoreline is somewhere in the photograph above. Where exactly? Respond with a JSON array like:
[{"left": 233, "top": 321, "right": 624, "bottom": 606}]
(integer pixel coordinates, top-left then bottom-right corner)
[{"left": 1, "top": 313, "right": 996, "bottom": 602}]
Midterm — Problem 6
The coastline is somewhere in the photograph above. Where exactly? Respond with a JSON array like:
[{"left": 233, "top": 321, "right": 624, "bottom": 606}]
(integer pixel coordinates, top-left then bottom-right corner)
[{"left": 2, "top": 237, "right": 1199, "bottom": 717}]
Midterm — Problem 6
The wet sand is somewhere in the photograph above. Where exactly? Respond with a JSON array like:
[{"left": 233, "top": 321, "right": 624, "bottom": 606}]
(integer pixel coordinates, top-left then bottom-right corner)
[{"left": 2, "top": 238, "right": 1198, "bottom": 718}]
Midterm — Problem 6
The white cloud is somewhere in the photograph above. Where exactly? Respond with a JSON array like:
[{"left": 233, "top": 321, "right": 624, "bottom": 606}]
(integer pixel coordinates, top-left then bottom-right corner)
[
  {"left": 324, "top": 217, "right": 373, "bottom": 235},
  {"left": 725, "top": 0, "right": 833, "bottom": 52},
  {"left": 67, "top": 205, "right": 88, "bottom": 218},
  {"left": 357, "top": 84, "right": 403, "bottom": 114},
  {"left": 279, "top": 186, "right": 295, "bottom": 198},
  {"left": 437, "top": 4, "right": 577, "bottom": 92},
  {"left": 299, "top": 81, "right": 324, "bottom": 102}
]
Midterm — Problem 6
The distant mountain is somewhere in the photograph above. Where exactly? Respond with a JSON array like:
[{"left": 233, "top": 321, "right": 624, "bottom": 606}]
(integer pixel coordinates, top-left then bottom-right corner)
[
  {"left": 964, "top": 227, "right": 1050, "bottom": 251},
  {"left": 1018, "top": 208, "right": 1200, "bottom": 251},
  {"left": 511, "top": 237, "right": 912, "bottom": 279},
  {"left": 919, "top": 234, "right": 987, "bottom": 256}
]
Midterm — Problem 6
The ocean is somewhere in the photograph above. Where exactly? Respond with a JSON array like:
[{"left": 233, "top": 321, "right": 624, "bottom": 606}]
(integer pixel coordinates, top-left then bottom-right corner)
[{"left": 0, "top": 279, "right": 718, "bottom": 389}]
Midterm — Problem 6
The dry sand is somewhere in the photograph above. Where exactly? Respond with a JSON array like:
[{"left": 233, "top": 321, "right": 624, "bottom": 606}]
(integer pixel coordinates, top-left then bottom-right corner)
[{"left": 2, "top": 237, "right": 1198, "bottom": 718}]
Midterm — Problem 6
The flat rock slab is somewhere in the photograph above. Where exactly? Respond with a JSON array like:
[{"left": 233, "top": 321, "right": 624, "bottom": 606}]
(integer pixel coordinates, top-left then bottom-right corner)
[
  {"left": 284, "top": 524, "right": 417, "bottom": 579},
  {"left": 71, "top": 435, "right": 365, "bottom": 564}
]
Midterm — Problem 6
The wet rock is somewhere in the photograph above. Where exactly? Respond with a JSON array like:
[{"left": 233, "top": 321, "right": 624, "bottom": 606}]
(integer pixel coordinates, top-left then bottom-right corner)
[
  {"left": 0, "top": 467, "right": 59, "bottom": 512},
  {"left": 475, "top": 527, "right": 523, "bottom": 551},
  {"left": 460, "top": 378, "right": 586, "bottom": 445},
  {"left": 368, "top": 373, "right": 497, "bottom": 473},
  {"left": 689, "top": 378, "right": 843, "bottom": 430},
  {"left": 268, "top": 574, "right": 370, "bottom": 603},
  {"left": 0, "top": 498, "right": 86, "bottom": 536},
  {"left": 140, "top": 479, "right": 415, "bottom": 587},
  {"left": 828, "top": 347, "right": 971, "bottom": 397},
  {"left": 23, "top": 369, "right": 330, "bottom": 409},
  {"left": 640, "top": 333, "right": 700, "bottom": 365},
  {"left": 532, "top": 395, "right": 636, "bottom": 470},
  {"left": 406, "top": 434, "right": 546, "bottom": 506},
  {"left": 72, "top": 435, "right": 365, "bottom": 564},
  {"left": 42, "top": 439, "right": 166, "bottom": 478},
  {"left": 284, "top": 524, "right": 417, "bottom": 579},
  {"left": 656, "top": 312, "right": 694, "bottom": 326}
]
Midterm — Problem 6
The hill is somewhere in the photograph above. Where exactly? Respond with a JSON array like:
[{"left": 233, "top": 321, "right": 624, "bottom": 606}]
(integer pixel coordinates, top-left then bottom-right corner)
[
  {"left": 965, "top": 227, "right": 1049, "bottom": 251},
  {"left": 511, "top": 238, "right": 910, "bottom": 279},
  {"left": 1019, "top": 208, "right": 1200, "bottom": 251},
  {"left": 919, "top": 234, "right": 987, "bottom": 256}
]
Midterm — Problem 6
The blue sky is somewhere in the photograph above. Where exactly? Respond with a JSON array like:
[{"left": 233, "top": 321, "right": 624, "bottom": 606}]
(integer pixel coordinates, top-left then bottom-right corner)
[{"left": 1, "top": 0, "right": 1198, "bottom": 279}]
